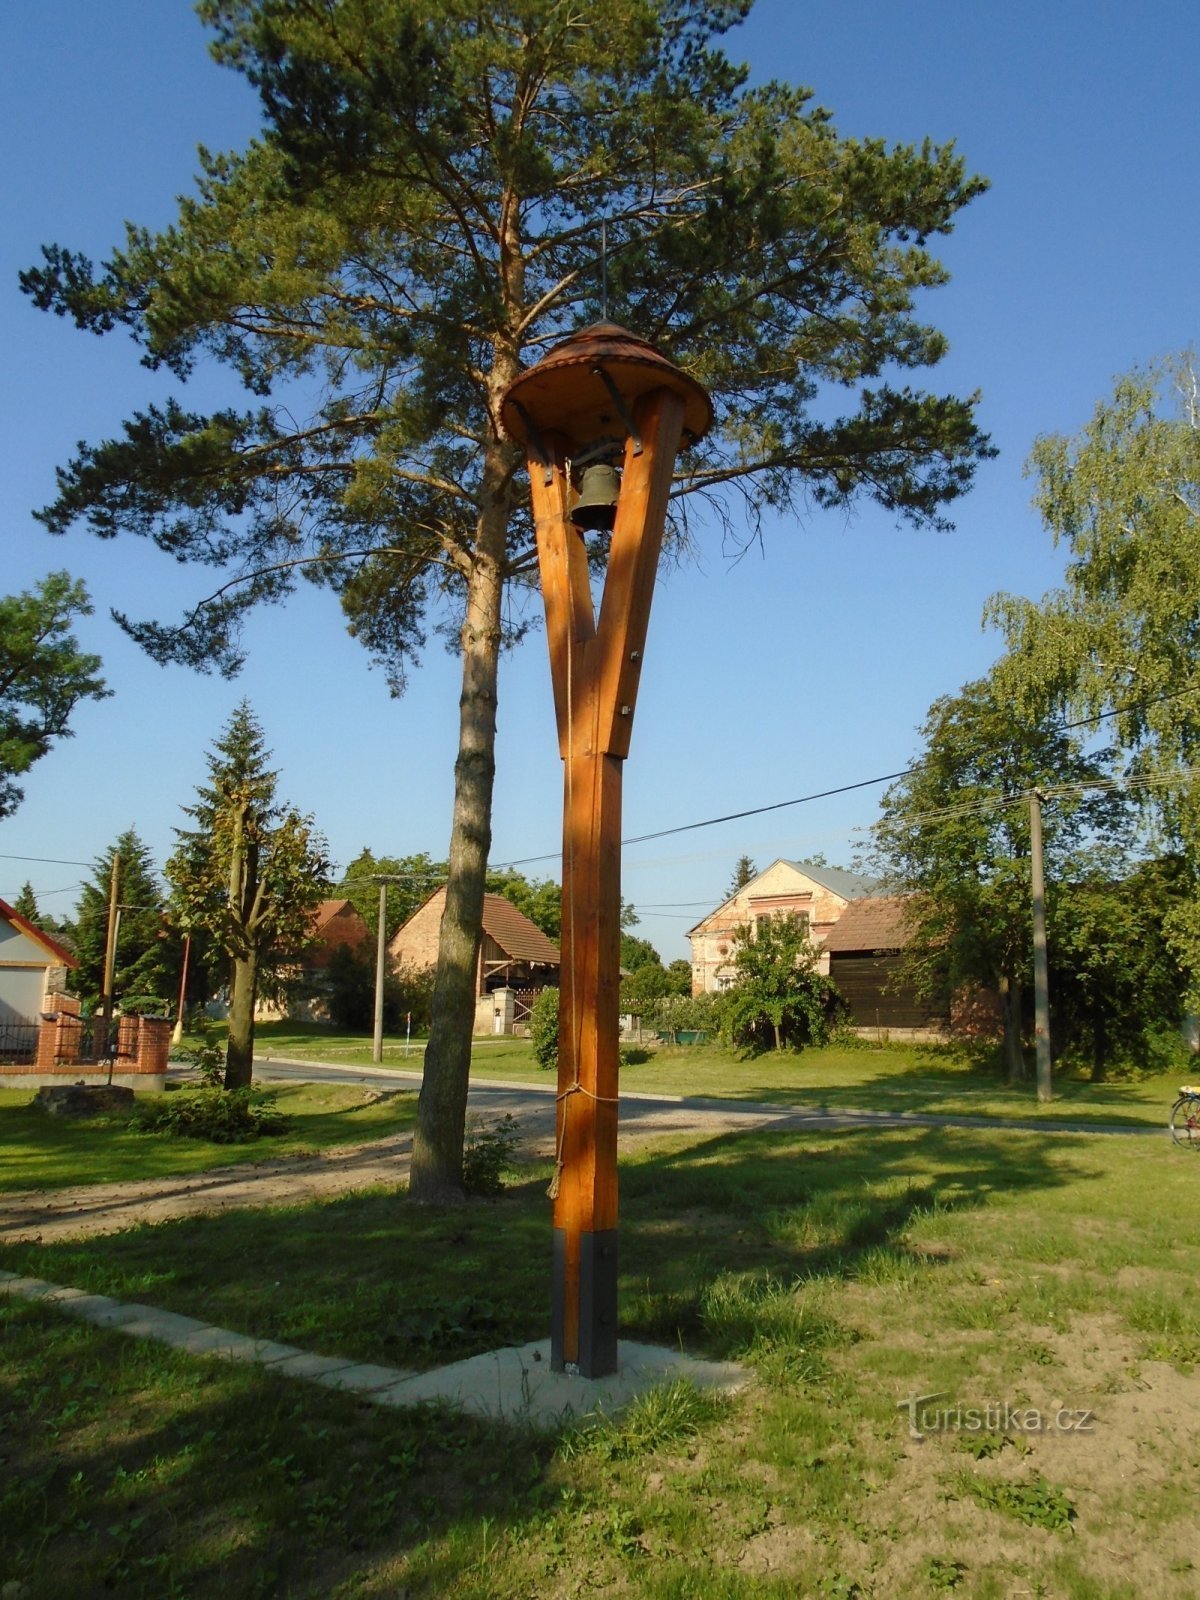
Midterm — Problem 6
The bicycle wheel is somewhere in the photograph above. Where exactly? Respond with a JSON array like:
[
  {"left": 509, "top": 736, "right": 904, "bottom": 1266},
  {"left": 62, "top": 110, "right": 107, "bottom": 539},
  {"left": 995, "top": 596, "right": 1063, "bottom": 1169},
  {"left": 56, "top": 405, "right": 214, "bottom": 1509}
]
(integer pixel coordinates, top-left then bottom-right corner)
[{"left": 1170, "top": 1096, "right": 1200, "bottom": 1149}]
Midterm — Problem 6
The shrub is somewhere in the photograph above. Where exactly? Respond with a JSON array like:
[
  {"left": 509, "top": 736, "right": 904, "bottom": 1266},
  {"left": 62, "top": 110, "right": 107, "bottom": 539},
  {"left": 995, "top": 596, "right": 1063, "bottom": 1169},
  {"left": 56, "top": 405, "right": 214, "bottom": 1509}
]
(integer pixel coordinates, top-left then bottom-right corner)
[
  {"left": 529, "top": 986, "right": 560, "bottom": 1070},
  {"left": 462, "top": 1114, "right": 520, "bottom": 1196},
  {"left": 652, "top": 992, "right": 722, "bottom": 1036},
  {"left": 172, "top": 1028, "right": 226, "bottom": 1086},
  {"left": 133, "top": 1086, "right": 290, "bottom": 1143}
]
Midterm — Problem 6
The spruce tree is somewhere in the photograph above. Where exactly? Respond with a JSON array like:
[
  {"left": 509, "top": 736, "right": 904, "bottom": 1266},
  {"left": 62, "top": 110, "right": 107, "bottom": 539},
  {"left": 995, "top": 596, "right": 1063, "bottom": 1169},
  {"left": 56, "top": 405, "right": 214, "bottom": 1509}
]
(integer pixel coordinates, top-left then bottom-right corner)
[
  {"left": 168, "top": 702, "right": 331, "bottom": 1087},
  {"left": 67, "top": 831, "right": 178, "bottom": 1010}
]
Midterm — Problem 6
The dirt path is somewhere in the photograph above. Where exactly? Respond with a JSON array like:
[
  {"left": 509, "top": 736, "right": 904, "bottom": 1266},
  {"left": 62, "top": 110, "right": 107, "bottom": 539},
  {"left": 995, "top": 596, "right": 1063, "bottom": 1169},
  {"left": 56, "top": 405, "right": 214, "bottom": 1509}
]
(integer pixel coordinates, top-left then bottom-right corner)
[
  {"left": 1, "top": 1068, "right": 1157, "bottom": 1246},
  {"left": 0, "top": 1087, "right": 811, "bottom": 1244}
]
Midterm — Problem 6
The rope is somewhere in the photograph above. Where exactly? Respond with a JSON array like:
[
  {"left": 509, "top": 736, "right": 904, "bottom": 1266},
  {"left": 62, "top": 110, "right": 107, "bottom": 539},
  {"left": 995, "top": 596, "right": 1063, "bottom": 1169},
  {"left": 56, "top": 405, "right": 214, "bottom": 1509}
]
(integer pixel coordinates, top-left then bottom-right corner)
[{"left": 547, "top": 1082, "right": 620, "bottom": 1201}]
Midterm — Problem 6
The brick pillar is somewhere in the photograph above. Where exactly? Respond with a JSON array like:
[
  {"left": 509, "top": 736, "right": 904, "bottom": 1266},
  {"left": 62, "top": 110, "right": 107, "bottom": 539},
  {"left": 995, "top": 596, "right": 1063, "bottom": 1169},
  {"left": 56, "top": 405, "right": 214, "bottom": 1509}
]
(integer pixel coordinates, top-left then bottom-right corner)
[
  {"left": 36, "top": 1016, "right": 61, "bottom": 1070},
  {"left": 135, "top": 1017, "right": 171, "bottom": 1076},
  {"left": 117, "top": 1014, "right": 139, "bottom": 1063},
  {"left": 54, "top": 1014, "right": 82, "bottom": 1066}
]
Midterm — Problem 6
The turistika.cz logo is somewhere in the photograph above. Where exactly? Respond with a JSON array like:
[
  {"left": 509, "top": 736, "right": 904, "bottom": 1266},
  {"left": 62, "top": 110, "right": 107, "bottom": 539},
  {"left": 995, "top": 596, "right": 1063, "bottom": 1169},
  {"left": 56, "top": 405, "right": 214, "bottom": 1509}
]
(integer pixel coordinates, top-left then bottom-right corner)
[{"left": 897, "top": 1391, "right": 1095, "bottom": 1441}]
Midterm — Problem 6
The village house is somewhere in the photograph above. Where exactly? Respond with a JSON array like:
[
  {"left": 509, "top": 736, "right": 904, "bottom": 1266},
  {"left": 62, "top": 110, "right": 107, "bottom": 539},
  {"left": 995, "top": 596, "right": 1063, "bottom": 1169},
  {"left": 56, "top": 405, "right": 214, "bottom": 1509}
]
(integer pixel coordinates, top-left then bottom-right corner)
[
  {"left": 0, "top": 897, "right": 77, "bottom": 1041},
  {"left": 253, "top": 897, "right": 372, "bottom": 1021},
  {"left": 687, "top": 859, "right": 882, "bottom": 994},
  {"left": 388, "top": 887, "right": 560, "bottom": 1034}
]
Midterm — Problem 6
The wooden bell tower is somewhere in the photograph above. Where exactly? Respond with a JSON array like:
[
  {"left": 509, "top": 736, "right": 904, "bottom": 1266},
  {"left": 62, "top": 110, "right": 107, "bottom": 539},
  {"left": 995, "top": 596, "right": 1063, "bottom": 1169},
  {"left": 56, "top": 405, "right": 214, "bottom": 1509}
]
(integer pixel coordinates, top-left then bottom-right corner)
[{"left": 501, "top": 325, "right": 712, "bottom": 1376}]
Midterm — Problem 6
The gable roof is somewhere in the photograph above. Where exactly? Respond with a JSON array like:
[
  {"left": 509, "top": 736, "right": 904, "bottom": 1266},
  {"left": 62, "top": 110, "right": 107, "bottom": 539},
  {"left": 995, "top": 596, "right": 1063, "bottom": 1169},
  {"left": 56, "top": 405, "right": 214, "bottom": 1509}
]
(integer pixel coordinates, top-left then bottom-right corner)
[
  {"left": 686, "top": 858, "right": 883, "bottom": 937},
  {"left": 480, "top": 894, "right": 560, "bottom": 964},
  {"left": 779, "top": 860, "right": 883, "bottom": 901},
  {"left": 820, "top": 896, "right": 913, "bottom": 954},
  {"left": 390, "top": 887, "right": 559, "bottom": 966},
  {"left": 0, "top": 898, "right": 78, "bottom": 968}
]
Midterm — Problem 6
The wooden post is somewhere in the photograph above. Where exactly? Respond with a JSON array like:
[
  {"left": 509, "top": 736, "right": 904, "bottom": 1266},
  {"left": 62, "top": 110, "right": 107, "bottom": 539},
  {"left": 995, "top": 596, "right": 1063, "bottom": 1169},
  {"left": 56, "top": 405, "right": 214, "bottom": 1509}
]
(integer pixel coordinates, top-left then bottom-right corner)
[{"left": 529, "top": 388, "right": 686, "bottom": 1375}]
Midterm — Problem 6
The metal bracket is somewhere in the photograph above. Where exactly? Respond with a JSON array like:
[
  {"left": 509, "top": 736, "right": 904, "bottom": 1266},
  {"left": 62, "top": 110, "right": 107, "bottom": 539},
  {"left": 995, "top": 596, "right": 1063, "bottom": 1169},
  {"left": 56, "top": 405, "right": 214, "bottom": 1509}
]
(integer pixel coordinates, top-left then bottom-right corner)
[
  {"left": 593, "top": 366, "right": 643, "bottom": 455},
  {"left": 510, "top": 398, "right": 556, "bottom": 485}
]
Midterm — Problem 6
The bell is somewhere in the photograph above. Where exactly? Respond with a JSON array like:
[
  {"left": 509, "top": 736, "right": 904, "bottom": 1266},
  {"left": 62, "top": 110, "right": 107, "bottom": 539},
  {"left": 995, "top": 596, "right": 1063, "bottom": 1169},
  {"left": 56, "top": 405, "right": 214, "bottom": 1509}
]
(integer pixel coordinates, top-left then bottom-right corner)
[{"left": 572, "top": 461, "right": 620, "bottom": 532}]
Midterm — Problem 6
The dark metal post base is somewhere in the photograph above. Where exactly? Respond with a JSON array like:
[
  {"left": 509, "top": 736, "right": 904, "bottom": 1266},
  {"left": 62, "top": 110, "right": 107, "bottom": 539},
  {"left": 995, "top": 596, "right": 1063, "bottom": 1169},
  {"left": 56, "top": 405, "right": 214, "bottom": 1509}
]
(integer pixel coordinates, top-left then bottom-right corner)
[{"left": 551, "top": 1227, "right": 619, "bottom": 1377}]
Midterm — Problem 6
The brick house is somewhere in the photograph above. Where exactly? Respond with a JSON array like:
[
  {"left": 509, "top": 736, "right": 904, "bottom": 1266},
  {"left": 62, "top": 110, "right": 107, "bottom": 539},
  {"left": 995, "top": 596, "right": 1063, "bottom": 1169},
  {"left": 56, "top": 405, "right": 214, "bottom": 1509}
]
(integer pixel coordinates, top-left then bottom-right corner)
[
  {"left": 687, "top": 860, "right": 882, "bottom": 994},
  {"left": 253, "top": 898, "right": 372, "bottom": 1021},
  {"left": 388, "top": 887, "right": 560, "bottom": 1033}
]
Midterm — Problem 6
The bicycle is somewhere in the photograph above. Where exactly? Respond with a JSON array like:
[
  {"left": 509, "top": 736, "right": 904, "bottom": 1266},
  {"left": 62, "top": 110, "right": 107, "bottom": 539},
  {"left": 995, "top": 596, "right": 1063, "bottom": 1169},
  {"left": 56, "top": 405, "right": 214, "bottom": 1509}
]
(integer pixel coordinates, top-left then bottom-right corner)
[{"left": 1169, "top": 1086, "right": 1200, "bottom": 1149}]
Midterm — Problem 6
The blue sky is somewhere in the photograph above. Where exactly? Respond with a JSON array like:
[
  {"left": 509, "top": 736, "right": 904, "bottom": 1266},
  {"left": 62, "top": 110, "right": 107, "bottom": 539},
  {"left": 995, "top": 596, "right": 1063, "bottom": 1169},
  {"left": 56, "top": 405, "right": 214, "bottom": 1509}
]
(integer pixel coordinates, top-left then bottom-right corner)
[{"left": 2, "top": 1, "right": 1197, "bottom": 958}]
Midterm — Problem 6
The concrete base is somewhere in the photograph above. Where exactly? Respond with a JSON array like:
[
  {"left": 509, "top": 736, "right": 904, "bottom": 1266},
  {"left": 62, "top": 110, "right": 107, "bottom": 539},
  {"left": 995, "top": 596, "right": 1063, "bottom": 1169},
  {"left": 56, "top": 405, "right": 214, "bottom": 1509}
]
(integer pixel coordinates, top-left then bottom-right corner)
[
  {"left": 0, "top": 1072, "right": 166, "bottom": 1092},
  {"left": 374, "top": 1338, "right": 750, "bottom": 1428}
]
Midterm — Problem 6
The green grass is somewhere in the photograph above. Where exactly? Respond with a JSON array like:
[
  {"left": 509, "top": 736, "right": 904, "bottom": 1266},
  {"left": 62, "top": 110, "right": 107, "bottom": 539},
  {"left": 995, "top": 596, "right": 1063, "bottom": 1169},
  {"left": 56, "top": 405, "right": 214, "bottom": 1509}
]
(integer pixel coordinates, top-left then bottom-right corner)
[
  {"left": 255, "top": 1021, "right": 1184, "bottom": 1127},
  {"left": 0, "top": 1080, "right": 416, "bottom": 1192},
  {"left": 3, "top": 1119, "right": 1199, "bottom": 1596}
]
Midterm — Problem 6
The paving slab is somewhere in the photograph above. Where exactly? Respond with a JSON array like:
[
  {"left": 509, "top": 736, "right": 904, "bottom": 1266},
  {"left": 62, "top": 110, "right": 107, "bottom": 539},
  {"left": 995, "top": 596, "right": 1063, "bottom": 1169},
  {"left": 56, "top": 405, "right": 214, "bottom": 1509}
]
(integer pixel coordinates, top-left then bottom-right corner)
[
  {"left": 108, "top": 1307, "right": 212, "bottom": 1342},
  {"left": 374, "top": 1338, "right": 750, "bottom": 1428},
  {"left": 0, "top": 1274, "right": 57, "bottom": 1299},
  {"left": 314, "top": 1360, "right": 416, "bottom": 1394},
  {"left": 266, "top": 1350, "right": 362, "bottom": 1381}
]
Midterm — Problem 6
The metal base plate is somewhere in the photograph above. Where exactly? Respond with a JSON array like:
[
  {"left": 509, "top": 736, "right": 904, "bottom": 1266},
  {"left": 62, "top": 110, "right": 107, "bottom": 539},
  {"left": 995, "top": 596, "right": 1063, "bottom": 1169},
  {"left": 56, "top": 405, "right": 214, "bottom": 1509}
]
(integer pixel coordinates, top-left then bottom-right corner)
[{"left": 551, "top": 1228, "right": 619, "bottom": 1377}]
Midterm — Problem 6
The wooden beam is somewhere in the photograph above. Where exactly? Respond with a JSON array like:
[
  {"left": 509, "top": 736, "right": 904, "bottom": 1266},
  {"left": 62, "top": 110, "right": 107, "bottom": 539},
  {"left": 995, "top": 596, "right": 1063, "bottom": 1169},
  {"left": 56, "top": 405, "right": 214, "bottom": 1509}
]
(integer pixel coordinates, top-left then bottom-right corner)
[{"left": 595, "top": 388, "right": 686, "bottom": 759}]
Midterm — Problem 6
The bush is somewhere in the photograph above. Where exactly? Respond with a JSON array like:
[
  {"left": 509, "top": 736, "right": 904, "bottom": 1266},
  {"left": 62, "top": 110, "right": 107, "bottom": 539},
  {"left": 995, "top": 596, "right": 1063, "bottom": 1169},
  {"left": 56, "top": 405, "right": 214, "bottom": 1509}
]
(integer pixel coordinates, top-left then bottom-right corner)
[
  {"left": 172, "top": 1028, "right": 226, "bottom": 1086},
  {"left": 462, "top": 1114, "right": 520, "bottom": 1196},
  {"left": 652, "top": 992, "right": 722, "bottom": 1036},
  {"left": 529, "top": 986, "right": 560, "bottom": 1070},
  {"left": 133, "top": 1086, "right": 290, "bottom": 1143}
]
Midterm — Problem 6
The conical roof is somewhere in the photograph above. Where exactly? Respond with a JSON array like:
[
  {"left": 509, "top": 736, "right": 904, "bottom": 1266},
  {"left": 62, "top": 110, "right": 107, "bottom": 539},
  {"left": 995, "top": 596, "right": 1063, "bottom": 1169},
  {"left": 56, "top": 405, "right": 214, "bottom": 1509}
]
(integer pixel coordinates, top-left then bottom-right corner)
[{"left": 501, "top": 322, "right": 713, "bottom": 450}]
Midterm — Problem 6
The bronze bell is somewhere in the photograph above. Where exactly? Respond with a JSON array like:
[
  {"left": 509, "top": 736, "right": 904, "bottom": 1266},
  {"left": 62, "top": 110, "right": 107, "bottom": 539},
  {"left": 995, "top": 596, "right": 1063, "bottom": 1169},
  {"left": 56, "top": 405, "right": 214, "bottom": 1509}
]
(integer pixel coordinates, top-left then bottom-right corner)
[{"left": 572, "top": 461, "right": 620, "bottom": 532}]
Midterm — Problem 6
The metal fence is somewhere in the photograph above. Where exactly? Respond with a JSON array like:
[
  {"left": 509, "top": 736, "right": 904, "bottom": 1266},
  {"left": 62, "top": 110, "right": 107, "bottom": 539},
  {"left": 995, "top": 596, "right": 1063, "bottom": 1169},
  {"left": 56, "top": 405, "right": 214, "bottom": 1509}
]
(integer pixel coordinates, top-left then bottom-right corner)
[{"left": 0, "top": 1022, "right": 38, "bottom": 1064}]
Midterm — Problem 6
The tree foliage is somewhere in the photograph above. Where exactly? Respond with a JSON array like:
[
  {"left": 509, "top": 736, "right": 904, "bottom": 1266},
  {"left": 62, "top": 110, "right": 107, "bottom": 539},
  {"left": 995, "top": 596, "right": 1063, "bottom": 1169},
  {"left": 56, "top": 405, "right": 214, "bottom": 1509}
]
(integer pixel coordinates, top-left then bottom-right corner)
[
  {"left": 25, "top": 0, "right": 993, "bottom": 1194},
  {"left": 719, "top": 912, "right": 836, "bottom": 1053},
  {"left": 1048, "top": 855, "right": 1188, "bottom": 1080},
  {"left": 988, "top": 353, "right": 1200, "bottom": 998},
  {"left": 726, "top": 855, "right": 758, "bottom": 899},
  {"left": 167, "top": 702, "right": 331, "bottom": 1086},
  {"left": 0, "top": 572, "right": 108, "bottom": 818},
  {"left": 871, "top": 676, "right": 1131, "bottom": 1080}
]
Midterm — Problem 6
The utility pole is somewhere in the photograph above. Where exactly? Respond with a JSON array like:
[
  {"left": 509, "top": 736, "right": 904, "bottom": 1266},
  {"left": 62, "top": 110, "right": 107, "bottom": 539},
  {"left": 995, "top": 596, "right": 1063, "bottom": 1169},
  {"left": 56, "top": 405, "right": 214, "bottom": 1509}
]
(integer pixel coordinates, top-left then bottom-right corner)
[
  {"left": 373, "top": 879, "right": 388, "bottom": 1064},
  {"left": 99, "top": 850, "right": 121, "bottom": 1055},
  {"left": 370, "top": 875, "right": 409, "bottom": 1064},
  {"left": 1029, "top": 788, "right": 1052, "bottom": 1102}
]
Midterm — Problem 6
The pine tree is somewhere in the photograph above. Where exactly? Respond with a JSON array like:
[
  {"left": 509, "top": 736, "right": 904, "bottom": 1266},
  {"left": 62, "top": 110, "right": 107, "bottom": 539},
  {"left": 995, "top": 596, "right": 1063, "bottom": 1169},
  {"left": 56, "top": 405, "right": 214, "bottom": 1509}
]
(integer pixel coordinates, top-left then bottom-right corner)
[
  {"left": 26, "top": 0, "right": 994, "bottom": 1195},
  {"left": 67, "top": 831, "right": 178, "bottom": 1010},
  {"left": 726, "top": 856, "right": 758, "bottom": 899},
  {"left": 0, "top": 572, "right": 108, "bottom": 818},
  {"left": 168, "top": 702, "right": 331, "bottom": 1087}
]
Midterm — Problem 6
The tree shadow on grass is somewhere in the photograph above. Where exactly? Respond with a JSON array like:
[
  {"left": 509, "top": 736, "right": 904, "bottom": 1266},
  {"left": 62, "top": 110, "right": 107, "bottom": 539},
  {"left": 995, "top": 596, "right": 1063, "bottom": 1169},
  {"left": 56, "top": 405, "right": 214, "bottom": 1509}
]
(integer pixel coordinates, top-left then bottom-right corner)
[
  {"left": 0, "top": 1122, "right": 1107, "bottom": 1598},
  {"left": 0, "top": 1298, "right": 556, "bottom": 1600},
  {"left": 614, "top": 1122, "right": 1101, "bottom": 1351}
]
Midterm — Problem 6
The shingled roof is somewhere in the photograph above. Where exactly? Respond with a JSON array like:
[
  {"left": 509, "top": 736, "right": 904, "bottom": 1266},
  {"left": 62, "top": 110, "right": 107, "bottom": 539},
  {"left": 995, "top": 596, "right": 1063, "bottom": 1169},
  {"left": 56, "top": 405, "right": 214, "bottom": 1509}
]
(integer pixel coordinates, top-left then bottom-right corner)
[{"left": 820, "top": 896, "right": 913, "bottom": 954}]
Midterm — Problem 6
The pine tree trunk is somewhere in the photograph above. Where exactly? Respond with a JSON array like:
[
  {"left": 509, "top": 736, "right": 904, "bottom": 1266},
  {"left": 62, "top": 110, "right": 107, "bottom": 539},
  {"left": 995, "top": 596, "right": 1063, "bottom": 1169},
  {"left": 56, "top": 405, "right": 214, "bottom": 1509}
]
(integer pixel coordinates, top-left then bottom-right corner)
[
  {"left": 409, "top": 512, "right": 506, "bottom": 1203},
  {"left": 225, "top": 951, "right": 258, "bottom": 1090},
  {"left": 1000, "top": 971, "right": 1026, "bottom": 1084}
]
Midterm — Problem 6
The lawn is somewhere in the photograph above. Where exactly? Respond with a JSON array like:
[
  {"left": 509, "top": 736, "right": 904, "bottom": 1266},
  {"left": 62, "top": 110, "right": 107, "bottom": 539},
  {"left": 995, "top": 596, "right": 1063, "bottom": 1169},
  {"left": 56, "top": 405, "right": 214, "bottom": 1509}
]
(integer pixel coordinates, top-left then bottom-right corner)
[
  {"left": 3, "top": 1117, "right": 1199, "bottom": 1597},
  {"left": 0, "top": 1080, "right": 417, "bottom": 1193},
  {"left": 255, "top": 1021, "right": 1184, "bottom": 1129}
]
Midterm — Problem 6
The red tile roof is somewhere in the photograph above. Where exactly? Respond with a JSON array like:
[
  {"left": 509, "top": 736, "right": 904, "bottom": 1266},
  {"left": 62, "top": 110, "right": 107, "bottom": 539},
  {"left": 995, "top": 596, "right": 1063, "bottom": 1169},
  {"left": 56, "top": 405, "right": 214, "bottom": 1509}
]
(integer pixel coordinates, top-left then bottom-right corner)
[{"left": 480, "top": 894, "right": 560, "bottom": 964}]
